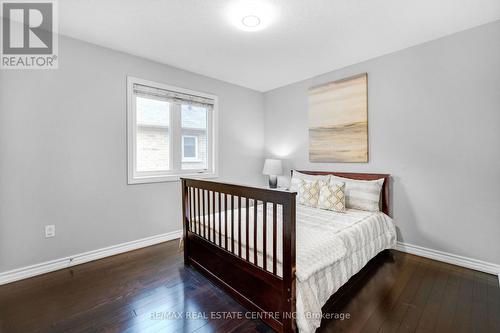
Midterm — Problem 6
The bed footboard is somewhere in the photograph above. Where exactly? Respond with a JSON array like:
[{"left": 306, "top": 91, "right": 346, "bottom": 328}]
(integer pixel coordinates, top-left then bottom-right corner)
[{"left": 181, "top": 178, "right": 297, "bottom": 332}]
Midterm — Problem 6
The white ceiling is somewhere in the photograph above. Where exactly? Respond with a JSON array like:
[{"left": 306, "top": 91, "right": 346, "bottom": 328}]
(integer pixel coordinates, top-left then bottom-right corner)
[{"left": 59, "top": 0, "right": 500, "bottom": 92}]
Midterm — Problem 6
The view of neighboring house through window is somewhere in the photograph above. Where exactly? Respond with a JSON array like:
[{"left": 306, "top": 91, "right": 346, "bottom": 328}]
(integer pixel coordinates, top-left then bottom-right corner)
[
  {"left": 136, "top": 97, "right": 170, "bottom": 172},
  {"left": 182, "top": 135, "right": 198, "bottom": 161},
  {"left": 128, "top": 77, "right": 217, "bottom": 183},
  {"left": 181, "top": 105, "right": 208, "bottom": 170}
]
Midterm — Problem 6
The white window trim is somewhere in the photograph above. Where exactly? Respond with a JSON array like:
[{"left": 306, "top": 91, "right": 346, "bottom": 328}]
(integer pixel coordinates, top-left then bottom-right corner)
[
  {"left": 182, "top": 135, "right": 200, "bottom": 162},
  {"left": 127, "top": 76, "right": 219, "bottom": 184}
]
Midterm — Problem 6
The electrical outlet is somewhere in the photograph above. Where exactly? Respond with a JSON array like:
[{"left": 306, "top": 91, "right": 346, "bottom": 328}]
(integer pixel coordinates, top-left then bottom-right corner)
[{"left": 45, "top": 225, "right": 55, "bottom": 238}]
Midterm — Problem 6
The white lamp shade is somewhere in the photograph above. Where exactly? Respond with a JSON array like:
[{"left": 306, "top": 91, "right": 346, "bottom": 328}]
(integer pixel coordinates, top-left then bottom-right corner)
[{"left": 262, "top": 159, "right": 282, "bottom": 175}]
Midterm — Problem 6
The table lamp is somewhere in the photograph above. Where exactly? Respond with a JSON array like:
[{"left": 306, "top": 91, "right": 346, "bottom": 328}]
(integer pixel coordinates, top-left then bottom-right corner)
[{"left": 262, "top": 159, "right": 282, "bottom": 189}]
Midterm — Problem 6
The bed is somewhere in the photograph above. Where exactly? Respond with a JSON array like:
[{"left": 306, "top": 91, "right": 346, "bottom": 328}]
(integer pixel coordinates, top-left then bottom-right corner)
[{"left": 181, "top": 171, "right": 396, "bottom": 333}]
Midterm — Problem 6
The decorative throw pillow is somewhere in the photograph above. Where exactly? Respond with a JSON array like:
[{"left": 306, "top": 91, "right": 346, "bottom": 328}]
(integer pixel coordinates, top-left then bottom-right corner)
[
  {"left": 290, "top": 170, "right": 330, "bottom": 193},
  {"left": 330, "top": 175, "right": 384, "bottom": 212},
  {"left": 297, "top": 179, "right": 320, "bottom": 207},
  {"left": 318, "top": 181, "right": 346, "bottom": 213}
]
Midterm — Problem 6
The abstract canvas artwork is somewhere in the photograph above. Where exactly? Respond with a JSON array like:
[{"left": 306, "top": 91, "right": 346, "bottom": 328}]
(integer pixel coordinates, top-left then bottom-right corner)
[{"left": 308, "top": 73, "right": 368, "bottom": 162}]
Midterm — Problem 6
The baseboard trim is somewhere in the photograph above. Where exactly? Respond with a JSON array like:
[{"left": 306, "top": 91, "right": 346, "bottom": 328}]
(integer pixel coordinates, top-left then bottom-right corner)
[
  {"left": 395, "top": 241, "right": 500, "bottom": 280},
  {"left": 2, "top": 235, "right": 497, "bottom": 286},
  {"left": 0, "top": 230, "right": 182, "bottom": 286}
]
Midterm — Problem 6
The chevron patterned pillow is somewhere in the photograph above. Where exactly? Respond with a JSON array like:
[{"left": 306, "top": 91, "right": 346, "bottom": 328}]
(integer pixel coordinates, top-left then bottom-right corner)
[
  {"left": 297, "top": 179, "right": 320, "bottom": 207},
  {"left": 318, "top": 180, "right": 346, "bottom": 213}
]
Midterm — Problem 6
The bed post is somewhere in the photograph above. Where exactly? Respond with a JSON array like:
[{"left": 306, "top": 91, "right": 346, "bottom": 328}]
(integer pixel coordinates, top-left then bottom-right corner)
[
  {"left": 181, "top": 178, "right": 190, "bottom": 265},
  {"left": 282, "top": 193, "right": 297, "bottom": 332}
]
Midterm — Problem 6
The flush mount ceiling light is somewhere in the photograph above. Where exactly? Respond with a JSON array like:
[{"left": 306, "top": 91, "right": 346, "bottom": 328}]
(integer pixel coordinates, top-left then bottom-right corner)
[
  {"left": 227, "top": 1, "right": 276, "bottom": 32},
  {"left": 242, "top": 15, "right": 261, "bottom": 28}
]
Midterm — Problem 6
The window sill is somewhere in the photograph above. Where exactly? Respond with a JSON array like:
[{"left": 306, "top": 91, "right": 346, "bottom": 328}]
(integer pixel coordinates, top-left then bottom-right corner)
[
  {"left": 182, "top": 159, "right": 202, "bottom": 163},
  {"left": 128, "top": 172, "right": 218, "bottom": 184}
]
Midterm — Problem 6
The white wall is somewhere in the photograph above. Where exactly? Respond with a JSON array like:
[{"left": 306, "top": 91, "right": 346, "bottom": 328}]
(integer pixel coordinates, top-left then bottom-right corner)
[
  {"left": 264, "top": 21, "right": 500, "bottom": 265},
  {"left": 0, "top": 36, "right": 264, "bottom": 272}
]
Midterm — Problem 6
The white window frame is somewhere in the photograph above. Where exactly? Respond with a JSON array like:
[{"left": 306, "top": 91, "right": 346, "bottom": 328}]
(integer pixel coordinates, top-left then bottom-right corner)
[
  {"left": 127, "top": 76, "right": 219, "bottom": 184},
  {"left": 182, "top": 135, "right": 200, "bottom": 162}
]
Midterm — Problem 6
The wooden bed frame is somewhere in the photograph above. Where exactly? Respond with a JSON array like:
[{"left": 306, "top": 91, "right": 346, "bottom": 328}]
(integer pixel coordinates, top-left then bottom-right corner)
[{"left": 181, "top": 171, "right": 390, "bottom": 332}]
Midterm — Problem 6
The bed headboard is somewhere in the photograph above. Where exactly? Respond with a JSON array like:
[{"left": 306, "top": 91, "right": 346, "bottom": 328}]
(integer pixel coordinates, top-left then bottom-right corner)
[{"left": 293, "top": 170, "right": 391, "bottom": 216}]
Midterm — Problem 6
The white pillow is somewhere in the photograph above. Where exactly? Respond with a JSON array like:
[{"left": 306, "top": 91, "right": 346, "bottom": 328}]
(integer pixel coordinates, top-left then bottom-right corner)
[
  {"left": 330, "top": 175, "right": 384, "bottom": 212},
  {"left": 290, "top": 170, "right": 330, "bottom": 192}
]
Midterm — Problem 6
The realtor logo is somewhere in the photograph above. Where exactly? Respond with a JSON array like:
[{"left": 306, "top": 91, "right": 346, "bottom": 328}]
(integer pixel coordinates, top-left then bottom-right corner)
[{"left": 1, "top": 0, "right": 58, "bottom": 69}]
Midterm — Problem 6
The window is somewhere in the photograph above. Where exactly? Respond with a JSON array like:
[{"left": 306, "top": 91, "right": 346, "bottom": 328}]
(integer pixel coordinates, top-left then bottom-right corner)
[
  {"left": 127, "top": 77, "right": 218, "bottom": 183},
  {"left": 182, "top": 135, "right": 199, "bottom": 162}
]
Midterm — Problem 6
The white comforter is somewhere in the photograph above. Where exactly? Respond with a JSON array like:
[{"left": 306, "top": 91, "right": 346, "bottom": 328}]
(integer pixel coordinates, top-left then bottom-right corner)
[
  {"left": 295, "top": 206, "right": 396, "bottom": 332},
  {"left": 191, "top": 204, "right": 396, "bottom": 333}
]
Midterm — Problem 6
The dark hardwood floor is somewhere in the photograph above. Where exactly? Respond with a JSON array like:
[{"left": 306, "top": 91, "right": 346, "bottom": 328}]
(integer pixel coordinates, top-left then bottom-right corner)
[{"left": 0, "top": 240, "right": 498, "bottom": 333}]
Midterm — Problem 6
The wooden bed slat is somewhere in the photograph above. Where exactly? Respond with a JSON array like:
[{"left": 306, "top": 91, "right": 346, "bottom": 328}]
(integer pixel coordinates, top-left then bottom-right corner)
[
  {"left": 263, "top": 201, "right": 267, "bottom": 271},
  {"left": 197, "top": 188, "right": 201, "bottom": 235},
  {"left": 273, "top": 203, "right": 277, "bottom": 275},
  {"left": 202, "top": 189, "right": 206, "bottom": 239},
  {"left": 246, "top": 197, "right": 250, "bottom": 261},
  {"left": 211, "top": 191, "right": 215, "bottom": 243},
  {"left": 218, "top": 192, "right": 222, "bottom": 247},
  {"left": 224, "top": 194, "right": 229, "bottom": 250},
  {"left": 206, "top": 191, "right": 212, "bottom": 242},
  {"left": 231, "top": 195, "right": 235, "bottom": 253},
  {"left": 212, "top": 190, "right": 216, "bottom": 244},
  {"left": 189, "top": 187, "right": 196, "bottom": 230},
  {"left": 281, "top": 199, "right": 296, "bottom": 333},
  {"left": 253, "top": 200, "right": 258, "bottom": 266},
  {"left": 238, "top": 196, "right": 242, "bottom": 257},
  {"left": 187, "top": 188, "right": 190, "bottom": 231}
]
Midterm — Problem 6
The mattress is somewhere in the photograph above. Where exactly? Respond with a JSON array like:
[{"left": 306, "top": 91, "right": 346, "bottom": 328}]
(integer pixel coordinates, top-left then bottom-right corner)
[{"left": 190, "top": 204, "right": 396, "bottom": 333}]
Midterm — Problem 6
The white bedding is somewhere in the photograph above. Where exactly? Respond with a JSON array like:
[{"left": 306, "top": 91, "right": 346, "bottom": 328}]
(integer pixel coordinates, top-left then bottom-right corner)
[
  {"left": 295, "top": 206, "right": 396, "bottom": 332},
  {"left": 191, "top": 204, "right": 396, "bottom": 333}
]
